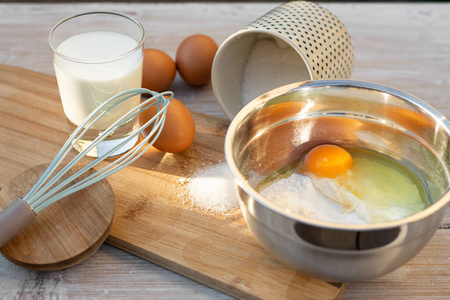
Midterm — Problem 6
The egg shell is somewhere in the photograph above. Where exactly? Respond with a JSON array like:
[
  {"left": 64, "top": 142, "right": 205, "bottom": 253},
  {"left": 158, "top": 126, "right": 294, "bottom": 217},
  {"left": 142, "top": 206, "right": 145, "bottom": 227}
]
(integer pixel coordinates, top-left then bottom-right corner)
[
  {"left": 176, "top": 34, "right": 218, "bottom": 86},
  {"left": 140, "top": 96, "right": 195, "bottom": 153},
  {"left": 142, "top": 49, "right": 176, "bottom": 93}
]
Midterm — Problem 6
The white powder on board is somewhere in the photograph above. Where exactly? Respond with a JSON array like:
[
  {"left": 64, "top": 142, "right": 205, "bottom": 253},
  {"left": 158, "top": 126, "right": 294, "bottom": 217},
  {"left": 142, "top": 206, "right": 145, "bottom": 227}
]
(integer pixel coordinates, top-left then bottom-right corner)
[
  {"left": 241, "top": 38, "right": 311, "bottom": 106},
  {"left": 186, "top": 162, "right": 239, "bottom": 214}
]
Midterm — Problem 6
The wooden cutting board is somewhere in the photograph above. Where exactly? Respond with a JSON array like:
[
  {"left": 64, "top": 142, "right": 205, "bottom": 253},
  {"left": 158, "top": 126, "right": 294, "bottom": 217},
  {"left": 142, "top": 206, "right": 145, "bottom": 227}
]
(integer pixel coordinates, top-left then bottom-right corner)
[{"left": 0, "top": 64, "right": 346, "bottom": 300}]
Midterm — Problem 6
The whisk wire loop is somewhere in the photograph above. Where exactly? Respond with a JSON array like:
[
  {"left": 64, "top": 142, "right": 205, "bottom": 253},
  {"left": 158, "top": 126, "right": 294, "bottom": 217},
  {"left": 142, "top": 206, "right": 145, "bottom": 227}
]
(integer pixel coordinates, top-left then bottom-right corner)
[
  {"left": 32, "top": 95, "right": 170, "bottom": 211},
  {"left": 54, "top": 110, "right": 168, "bottom": 204},
  {"left": 24, "top": 88, "right": 173, "bottom": 213},
  {"left": 24, "top": 89, "right": 146, "bottom": 204}
]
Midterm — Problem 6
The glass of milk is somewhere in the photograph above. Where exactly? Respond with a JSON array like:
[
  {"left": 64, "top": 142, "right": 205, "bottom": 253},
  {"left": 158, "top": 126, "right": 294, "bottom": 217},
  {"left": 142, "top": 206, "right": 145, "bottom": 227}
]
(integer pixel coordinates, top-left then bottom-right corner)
[{"left": 49, "top": 12, "right": 144, "bottom": 157}]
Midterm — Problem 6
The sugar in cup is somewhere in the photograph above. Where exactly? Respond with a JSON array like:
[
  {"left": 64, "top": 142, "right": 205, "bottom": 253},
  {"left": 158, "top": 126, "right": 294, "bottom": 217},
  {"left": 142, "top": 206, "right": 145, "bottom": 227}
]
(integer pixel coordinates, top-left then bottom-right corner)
[
  {"left": 49, "top": 12, "right": 145, "bottom": 157},
  {"left": 212, "top": 1, "right": 354, "bottom": 119}
]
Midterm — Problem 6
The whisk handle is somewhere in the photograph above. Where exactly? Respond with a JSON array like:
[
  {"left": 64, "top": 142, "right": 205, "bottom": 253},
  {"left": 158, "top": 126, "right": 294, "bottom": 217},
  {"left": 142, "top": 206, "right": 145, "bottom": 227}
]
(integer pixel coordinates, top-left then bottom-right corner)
[{"left": 0, "top": 198, "right": 36, "bottom": 248}]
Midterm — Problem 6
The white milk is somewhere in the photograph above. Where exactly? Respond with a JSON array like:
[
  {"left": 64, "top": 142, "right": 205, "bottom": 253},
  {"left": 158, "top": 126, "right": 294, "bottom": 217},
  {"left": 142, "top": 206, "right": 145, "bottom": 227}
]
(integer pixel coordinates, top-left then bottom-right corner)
[{"left": 53, "top": 31, "right": 143, "bottom": 130}]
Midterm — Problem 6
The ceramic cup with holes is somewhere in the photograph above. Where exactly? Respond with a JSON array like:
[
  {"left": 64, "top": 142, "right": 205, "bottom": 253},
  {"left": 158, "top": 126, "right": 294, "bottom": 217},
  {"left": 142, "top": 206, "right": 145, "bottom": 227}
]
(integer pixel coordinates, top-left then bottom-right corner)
[{"left": 212, "top": 1, "right": 354, "bottom": 119}]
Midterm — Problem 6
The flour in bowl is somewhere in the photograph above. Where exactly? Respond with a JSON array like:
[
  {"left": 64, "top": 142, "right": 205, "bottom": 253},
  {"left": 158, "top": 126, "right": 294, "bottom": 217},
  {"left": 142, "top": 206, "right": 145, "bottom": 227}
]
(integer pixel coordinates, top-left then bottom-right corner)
[{"left": 260, "top": 173, "right": 368, "bottom": 224}]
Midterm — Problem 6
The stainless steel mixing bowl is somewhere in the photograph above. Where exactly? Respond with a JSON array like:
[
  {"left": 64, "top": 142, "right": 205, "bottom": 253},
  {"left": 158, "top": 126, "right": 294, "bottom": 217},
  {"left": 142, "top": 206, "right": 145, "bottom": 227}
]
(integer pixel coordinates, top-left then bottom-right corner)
[{"left": 224, "top": 79, "right": 450, "bottom": 282}]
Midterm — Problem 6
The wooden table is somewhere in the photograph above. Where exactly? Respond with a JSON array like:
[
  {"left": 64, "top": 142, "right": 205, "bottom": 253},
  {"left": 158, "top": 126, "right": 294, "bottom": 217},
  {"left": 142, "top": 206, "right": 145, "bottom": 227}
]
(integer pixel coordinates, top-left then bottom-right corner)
[{"left": 0, "top": 2, "right": 449, "bottom": 299}]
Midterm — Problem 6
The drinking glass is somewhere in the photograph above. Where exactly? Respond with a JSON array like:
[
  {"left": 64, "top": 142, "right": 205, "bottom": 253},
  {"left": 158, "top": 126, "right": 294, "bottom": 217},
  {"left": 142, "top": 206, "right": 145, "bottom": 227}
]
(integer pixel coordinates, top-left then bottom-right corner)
[{"left": 49, "top": 12, "right": 145, "bottom": 157}]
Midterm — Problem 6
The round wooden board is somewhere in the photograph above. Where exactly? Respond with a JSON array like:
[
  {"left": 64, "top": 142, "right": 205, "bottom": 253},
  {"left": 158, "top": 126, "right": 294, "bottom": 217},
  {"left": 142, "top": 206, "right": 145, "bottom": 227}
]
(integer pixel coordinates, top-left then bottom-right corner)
[{"left": 0, "top": 163, "right": 115, "bottom": 270}]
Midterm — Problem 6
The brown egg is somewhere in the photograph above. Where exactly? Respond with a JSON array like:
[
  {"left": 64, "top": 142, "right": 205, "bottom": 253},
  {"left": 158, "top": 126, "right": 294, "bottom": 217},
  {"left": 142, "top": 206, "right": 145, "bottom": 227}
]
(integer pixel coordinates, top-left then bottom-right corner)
[
  {"left": 176, "top": 34, "right": 218, "bottom": 86},
  {"left": 140, "top": 96, "right": 195, "bottom": 153},
  {"left": 142, "top": 49, "right": 176, "bottom": 93}
]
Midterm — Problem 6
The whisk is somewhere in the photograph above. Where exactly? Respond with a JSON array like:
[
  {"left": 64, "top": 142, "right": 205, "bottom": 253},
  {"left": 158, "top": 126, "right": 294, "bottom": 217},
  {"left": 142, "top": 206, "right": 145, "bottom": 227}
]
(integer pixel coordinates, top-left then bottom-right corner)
[{"left": 0, "top": 88, "right": 172, "bottom": 247}]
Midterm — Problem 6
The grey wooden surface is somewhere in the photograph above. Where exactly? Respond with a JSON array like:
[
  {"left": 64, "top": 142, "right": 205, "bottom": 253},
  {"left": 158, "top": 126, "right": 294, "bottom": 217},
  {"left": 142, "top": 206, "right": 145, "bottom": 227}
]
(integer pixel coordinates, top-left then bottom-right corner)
[{"left": 0, "top": 2, "right": 449, "bottom": 299}]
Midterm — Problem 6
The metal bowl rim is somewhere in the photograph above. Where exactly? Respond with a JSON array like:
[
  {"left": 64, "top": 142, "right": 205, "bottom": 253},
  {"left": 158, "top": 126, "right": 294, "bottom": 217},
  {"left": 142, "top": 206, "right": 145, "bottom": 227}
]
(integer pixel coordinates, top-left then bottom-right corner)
[{"left": 225, "top": 79, "right": 450, "bottom": 231}]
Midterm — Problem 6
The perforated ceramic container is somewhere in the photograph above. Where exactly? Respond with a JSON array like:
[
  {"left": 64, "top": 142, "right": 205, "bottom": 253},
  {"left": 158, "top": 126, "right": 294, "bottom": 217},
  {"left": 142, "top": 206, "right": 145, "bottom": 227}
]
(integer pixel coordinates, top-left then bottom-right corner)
[{"left": 212, "top": 1, "right": 354, "bottom": 119}]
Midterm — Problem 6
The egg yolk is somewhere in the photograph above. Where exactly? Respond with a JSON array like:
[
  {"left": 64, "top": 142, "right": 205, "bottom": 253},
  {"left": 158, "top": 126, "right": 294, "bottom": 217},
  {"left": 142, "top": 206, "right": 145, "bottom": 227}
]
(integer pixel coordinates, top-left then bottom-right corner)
[{"left": 304, "top": 144, "right": 353, "bottom": 178}]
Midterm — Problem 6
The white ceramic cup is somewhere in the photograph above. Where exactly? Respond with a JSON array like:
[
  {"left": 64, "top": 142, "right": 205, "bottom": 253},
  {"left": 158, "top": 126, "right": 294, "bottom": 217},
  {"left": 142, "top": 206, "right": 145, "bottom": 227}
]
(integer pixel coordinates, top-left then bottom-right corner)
[{"left": 212, "top": 1, "right": 354, "bottom": 119}]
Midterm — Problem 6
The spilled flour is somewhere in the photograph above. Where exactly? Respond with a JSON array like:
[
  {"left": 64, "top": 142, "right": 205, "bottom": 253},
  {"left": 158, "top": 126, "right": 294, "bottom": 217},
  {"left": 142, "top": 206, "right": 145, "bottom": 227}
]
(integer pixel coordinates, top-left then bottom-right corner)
[{"left": 180, "top": 162, "right": 239, "bottom": 215}]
